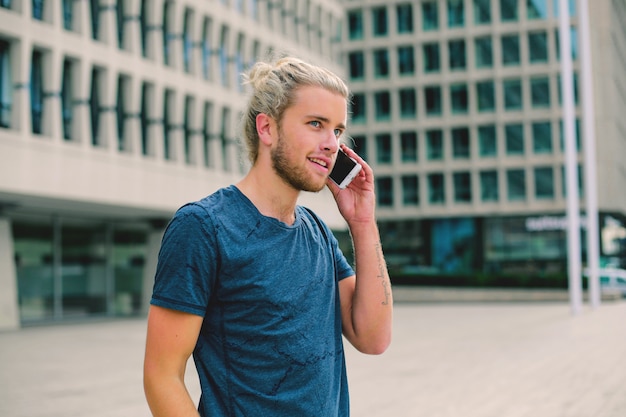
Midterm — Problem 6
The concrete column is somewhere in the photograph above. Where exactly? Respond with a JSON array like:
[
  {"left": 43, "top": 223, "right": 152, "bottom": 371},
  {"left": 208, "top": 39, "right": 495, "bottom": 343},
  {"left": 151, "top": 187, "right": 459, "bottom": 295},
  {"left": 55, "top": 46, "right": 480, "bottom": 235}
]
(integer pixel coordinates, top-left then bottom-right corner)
[
  {"left": 0, "top": 218, "right": 20, "bottom": 330},
  {"left": 141, "top": 225, "right": 165, "bottom": 316}
]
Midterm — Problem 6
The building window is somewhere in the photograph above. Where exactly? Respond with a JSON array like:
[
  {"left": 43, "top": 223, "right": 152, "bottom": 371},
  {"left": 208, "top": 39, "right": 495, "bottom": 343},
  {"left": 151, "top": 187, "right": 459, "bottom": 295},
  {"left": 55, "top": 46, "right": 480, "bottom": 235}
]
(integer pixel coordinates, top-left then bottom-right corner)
[
  {"left": 475, "top": 36, "right": 493, "bottom": 68},
  {"left": 426, "top": 129, "right": 444, "bottom": 160},
  {"left": 528, "top": 31, "right": 548, "bottom": 63},
  {"left": 400, "top": 131, "right": 418, "bottom": 162},
  {"left": 219, "top": 26, "right": 229, "bottom": 88},
  {"left": 140, "top": 0, "right": 150, "bottom": 58},
  {"left": 425, "top": 86, "right": 442, "bottom": 116},
  {"left": 450, "top": 83, "right": 468, "bottom": 114},
  {"left": 32, "top": 0, "right": 44, "bottom": 20},
  {"left": 473, "top": 0, "right": 491, "bottom": 24},
  {"left": 396, "top": 4, "right": 413, "bottom": 34},
  {"left": 348, "top": 10, "right": 364, "bottom": 40},
  {"left": 399, "top": 88, "right": 417, "bottom": 118},
  {"left": 503, "top": 78, "right": 522, "bottom": 110},
  {"left": 0, "top": 39, "right": 12, "bottom": 129},
  {"left": 89, "top": 67, "right": 103, "bottom": 145},
  {"left": 527, "top": 0, "right": 547, "bottom": 19},
  {"left": 480, "top": 170, "right": 498, "bottom": 201},
  {"left": 373, "top": 49, "right": 389, "bottom": 78},
  {"left": 374, "top": 91, "right": 391, "bottom": 121},
  {"left": 500, "top": 0, "right": 518, "bottom": 21},
  {"left": 501, "top": 34, "right": 520, "bottom": 66},
  {"left": 69, "top": 72, "right": 97, "bottom": 140},
  {"left": 376, "top": 133, "right": 392, "bottom": 163},
  {"left": 1, "top": 0, "right": 12, "bottom": 9},
  {"left": 422, "top": 1, "right": 439, "bottom": 31},
  {"left": 534, "top": 167, "right": 554, "bottom": 199},
  {"left": 372, "top": 6, "right": 388, "bottom": 37},
  {"left": 162, "top": 1, "right": 174, "bottom": 66},
  {"left": 201, "top": 18, "right": 213, "bottom": 80},
  {"left": 505, "top": 123, "right": 524, "bottom": 155},
  {"left": 350, "top": 93, "right": 366, "bottom": 123},
  {"left": 448, "top": 39, "right": 466, "bottom": 70},
  {"left": 478, "top": 125, "right": 497, "bottom": 156},
  {"left": 428, "top": 173, "right": 445, "bottom": 203},
  {"left": 532, "top": 121, "right": 553, "bottom": 153},
  {"left": 452, "top": 127, "right": 470, "bottom": 158},
  {"left": 531, "top": 76, "right": 550, "bottom": 108},
  {"left": 348, "top": 51, "right": 365, "bottom": 80},
  {"left": 163, "top": 89, "right": 174, "bottom": 160},
  {"left": 90, "top": 0, "right": 101, "bottom": 40},
  {"left": 352, "top": 135, "right": 367, "bottom": 162},
  {"left": 62, "top": 0, "right": 75, "bottom": 30},
  {"left": 116, "top": 0, "right": 126, "bottom": 49},
  {"left": 377, "top": 177, "right": 393, "bottom": 206},
  {"left": 447, "top": 0, "right": 464, "bottom": 27},
  {"left": 202, "top": 101, "right": 213, "bottom": 167},
  {"left": 183, "top": 9, "right": 193, "bottom": 74},
  {"left": 423, "top": 43, "right": 440, "bottom": 73},
  {"left": 31, "top": 50, "right": 44, "bottom": 135},
  {"left": 402, "top": 175, "right": 419, "bottom": 205},
  {"left": 140, "top": 82, "right": 153, "bottom": 156},
  {"left": 453, "top": 172, "right": 472, "bottom": 202},
  {"left": 476, "top": 80, "right": 495, "bottom": 112},
  {"left": 183, "top": 96, "right": 194, "bottom": 164},
  {"left": 397, "top": 46, "right": 415, "bottom": 75},
  {"left": 507, "top": 169, "right": 526, "bottom": 201},
  {"left": 235, "top": 35, "right": 245, "bottom": 92},
  {"left": 116, "top": 75, "right": 130, "bottom": 151}
]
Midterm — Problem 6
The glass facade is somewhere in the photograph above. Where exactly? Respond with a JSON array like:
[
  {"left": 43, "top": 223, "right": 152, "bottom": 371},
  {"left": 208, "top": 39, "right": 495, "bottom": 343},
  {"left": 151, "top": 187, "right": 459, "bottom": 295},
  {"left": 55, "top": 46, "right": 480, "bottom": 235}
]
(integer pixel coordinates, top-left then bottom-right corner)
[{"left": 13, "top": 217, "right": 147, "bottom": 323}]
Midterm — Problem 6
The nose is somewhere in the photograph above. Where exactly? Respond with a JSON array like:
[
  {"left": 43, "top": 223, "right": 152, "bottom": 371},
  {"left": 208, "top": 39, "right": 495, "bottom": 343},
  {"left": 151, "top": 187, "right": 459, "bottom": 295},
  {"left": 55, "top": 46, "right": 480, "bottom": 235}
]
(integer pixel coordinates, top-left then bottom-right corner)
[{"left": 321, "top": 130, "right": 339, "bottom": 153}]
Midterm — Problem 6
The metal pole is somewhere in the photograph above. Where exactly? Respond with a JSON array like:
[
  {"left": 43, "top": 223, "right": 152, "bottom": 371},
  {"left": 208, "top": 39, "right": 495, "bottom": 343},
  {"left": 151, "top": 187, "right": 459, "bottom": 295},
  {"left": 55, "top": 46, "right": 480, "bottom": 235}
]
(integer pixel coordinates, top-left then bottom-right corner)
[
  {"left": 559, "top": 0, "right": 583, "bottom": 315},
  {"left": 578, "top": 0, "right": 601, "bottom": 309}
]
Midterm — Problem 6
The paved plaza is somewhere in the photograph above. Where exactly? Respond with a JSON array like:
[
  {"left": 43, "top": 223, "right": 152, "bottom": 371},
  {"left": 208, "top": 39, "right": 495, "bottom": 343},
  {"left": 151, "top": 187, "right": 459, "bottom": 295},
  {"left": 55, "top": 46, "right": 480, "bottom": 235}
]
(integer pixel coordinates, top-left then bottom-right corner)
[{"left": 1, "top": 298, "right": 625, "bottom": 417}]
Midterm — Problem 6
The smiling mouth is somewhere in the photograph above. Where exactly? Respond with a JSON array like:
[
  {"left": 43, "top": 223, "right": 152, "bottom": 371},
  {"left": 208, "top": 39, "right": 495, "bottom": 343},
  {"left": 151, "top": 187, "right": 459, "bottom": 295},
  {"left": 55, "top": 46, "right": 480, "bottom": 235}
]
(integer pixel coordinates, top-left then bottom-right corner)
[{"left": 308, "top": 157, "right": 328, "bottom": 169}]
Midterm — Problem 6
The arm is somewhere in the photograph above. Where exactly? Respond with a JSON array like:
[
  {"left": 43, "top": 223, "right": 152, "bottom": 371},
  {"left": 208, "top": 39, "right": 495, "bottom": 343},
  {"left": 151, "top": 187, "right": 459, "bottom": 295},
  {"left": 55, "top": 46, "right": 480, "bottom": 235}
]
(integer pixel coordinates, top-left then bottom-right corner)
[
  {"left": 328, "top": 144, "right": 393, "bottom": 355},
  {"left": 143, "top": 305, "right": 204, "bottom": 417}
]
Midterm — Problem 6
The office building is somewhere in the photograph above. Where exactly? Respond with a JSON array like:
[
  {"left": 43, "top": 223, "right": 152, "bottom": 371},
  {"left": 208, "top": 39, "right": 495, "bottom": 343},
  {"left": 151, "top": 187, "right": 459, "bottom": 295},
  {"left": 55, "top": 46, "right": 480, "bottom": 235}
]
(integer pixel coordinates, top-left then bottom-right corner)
[
  {"left": 0, "top": 0, "right": 346, "bottom": 329},
  {"left": 344, "top": 0, "right": 626, "bottom": 277}
]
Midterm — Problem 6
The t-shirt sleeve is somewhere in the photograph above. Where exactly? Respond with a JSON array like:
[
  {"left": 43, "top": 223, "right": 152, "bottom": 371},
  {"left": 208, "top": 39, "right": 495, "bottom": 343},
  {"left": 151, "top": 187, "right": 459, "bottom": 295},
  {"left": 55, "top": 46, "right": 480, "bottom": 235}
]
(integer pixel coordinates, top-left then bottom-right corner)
[{"left": 150, "top": 202, "right": 218, "bottom": 316}]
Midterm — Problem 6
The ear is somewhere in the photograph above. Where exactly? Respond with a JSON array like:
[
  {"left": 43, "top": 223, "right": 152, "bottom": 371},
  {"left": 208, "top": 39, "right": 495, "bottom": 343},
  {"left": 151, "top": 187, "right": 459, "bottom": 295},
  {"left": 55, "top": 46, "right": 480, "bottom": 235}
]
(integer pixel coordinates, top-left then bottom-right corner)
[{"left": 256, "top": 113, "right": 275, "bottom": 146}]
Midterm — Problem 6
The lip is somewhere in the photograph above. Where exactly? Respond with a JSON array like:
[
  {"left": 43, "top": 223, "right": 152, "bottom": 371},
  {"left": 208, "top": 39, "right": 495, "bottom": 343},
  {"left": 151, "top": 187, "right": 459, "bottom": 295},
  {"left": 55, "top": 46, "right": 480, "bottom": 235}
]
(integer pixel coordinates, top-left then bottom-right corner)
[{"left": 308, "top": 156, "right": 332, "bottom": 172}]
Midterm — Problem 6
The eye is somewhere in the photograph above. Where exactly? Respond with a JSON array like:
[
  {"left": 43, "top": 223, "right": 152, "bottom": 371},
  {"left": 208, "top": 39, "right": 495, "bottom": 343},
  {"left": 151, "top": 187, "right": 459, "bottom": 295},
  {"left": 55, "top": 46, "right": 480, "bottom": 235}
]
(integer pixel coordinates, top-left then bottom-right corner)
[
  {"left": 309, "top": 120, "right": 321, "bottom": 128},
  {"left": 333, "top": 129, "right": 343, "bottom": 138}
]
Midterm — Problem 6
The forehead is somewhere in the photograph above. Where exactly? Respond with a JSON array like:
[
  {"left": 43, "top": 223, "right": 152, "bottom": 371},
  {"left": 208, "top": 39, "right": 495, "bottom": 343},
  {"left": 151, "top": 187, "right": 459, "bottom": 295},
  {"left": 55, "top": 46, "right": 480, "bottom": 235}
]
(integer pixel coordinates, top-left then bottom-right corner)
[{"left": 289, "top": 85, "right": 347, "bottom": 121}]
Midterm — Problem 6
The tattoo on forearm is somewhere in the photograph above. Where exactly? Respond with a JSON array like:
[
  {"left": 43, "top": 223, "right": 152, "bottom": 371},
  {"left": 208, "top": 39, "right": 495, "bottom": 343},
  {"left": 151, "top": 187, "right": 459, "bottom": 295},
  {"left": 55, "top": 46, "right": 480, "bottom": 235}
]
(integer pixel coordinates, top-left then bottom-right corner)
[{"left": 375, "top": 242, "right": 391, "bottom": 306}]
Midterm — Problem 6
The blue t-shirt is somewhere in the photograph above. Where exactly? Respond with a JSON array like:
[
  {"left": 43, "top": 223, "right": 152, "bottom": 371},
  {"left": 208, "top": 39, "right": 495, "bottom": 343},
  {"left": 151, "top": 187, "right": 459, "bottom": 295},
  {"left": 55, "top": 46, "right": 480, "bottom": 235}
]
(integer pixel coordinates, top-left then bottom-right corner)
[{"left": 151, "top": 185, "right": 354, "bottom": 416}]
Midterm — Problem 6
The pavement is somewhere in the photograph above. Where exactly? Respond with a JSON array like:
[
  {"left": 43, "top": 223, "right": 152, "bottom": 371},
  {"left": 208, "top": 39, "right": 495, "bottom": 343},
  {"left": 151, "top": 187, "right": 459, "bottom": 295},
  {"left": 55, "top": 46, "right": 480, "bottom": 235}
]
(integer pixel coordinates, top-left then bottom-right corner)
[{"left": 1, "top": 297, "right": 625, "bottom": 417}]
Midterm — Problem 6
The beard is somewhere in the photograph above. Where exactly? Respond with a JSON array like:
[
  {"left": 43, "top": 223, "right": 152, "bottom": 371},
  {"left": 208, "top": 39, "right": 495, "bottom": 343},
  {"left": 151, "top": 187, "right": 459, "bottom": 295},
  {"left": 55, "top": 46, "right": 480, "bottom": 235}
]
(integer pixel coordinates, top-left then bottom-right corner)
[{"left": 271, "top": 132, "right": 326, "bottom": 193}]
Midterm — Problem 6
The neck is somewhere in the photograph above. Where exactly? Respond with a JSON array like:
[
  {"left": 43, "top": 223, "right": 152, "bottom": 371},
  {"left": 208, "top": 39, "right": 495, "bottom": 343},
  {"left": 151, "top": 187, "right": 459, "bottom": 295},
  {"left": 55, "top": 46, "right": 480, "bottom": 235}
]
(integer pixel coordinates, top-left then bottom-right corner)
[{"left": 236, "top": 165, "right": 300, "bottom": 225}]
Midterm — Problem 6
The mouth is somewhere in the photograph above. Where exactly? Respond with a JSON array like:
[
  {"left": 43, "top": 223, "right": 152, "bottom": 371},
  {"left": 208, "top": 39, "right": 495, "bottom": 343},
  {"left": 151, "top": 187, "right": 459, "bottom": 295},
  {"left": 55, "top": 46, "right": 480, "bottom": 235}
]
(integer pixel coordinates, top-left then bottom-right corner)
[{"left": 308, "top": 157, "right": 329, "bottom": 171}]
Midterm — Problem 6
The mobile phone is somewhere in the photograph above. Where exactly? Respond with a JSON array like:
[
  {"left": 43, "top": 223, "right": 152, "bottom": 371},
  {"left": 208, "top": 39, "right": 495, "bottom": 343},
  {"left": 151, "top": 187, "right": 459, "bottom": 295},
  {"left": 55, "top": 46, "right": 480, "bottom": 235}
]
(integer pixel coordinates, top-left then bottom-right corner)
[{"left": 329, "top": 149, "right": 362, "bottom": 189}]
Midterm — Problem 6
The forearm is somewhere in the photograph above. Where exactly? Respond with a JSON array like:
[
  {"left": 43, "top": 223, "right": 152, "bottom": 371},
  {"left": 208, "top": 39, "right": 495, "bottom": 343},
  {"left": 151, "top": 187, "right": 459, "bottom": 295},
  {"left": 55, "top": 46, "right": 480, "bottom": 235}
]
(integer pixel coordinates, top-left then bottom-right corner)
[
  {"left": 347, "top": 220, "right": 393, "bottom": 354},
  {"left": 144, "top": 371, "right": 200, "bottom": 417}
]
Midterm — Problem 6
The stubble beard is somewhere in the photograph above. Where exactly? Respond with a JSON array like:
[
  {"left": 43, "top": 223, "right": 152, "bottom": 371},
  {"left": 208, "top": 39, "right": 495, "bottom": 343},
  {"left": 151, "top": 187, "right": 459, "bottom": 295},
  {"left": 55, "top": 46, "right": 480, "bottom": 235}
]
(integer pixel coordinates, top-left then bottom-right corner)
[{"left": 271, "top": 132, "right": 326, "bottom": 193}]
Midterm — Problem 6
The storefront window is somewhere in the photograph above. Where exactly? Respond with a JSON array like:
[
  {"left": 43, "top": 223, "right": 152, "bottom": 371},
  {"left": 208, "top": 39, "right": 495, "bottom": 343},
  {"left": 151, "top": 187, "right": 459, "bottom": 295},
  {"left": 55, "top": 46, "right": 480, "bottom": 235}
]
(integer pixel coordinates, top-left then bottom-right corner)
[{"left": 13, "top": 221, "right": 55, "bottom": 322}]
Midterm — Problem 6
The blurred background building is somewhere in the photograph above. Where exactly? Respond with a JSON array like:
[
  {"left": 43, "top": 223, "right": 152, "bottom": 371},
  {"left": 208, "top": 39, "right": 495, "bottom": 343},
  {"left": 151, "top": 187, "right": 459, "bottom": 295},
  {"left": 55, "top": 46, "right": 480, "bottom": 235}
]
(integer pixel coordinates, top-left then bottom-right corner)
[
  {"left": 0, "top": 0, "right": 345, "bottom": 328},
  {"left": 344, "top": 0, "right": 626, "bottom": 278},
  {"left": 1, "top": 0, "right": 625, "bottom": 329}
]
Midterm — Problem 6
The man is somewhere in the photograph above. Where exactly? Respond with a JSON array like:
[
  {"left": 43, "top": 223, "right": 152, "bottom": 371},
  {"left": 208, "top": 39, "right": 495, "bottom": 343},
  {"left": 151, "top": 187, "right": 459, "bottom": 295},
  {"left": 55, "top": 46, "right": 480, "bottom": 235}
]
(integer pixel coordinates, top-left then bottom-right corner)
[{"left": 143, "top": 56, "right": 393, "bottom": 417}]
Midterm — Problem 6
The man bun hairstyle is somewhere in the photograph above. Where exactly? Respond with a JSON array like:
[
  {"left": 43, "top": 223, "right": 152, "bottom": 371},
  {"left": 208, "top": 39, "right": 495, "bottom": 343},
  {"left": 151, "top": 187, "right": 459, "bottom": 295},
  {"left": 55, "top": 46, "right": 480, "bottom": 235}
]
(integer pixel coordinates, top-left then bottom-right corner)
[{"left": 241, "top": 55, "right": 350, "bottom": 164}]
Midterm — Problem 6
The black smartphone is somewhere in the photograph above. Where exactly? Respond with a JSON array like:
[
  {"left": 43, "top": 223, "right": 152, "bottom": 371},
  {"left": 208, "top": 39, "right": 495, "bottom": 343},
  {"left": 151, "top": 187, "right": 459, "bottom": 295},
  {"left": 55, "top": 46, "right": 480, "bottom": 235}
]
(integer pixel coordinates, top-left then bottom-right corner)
[{"left": 329, "top": 149, "right": 362, "bottom": 189}]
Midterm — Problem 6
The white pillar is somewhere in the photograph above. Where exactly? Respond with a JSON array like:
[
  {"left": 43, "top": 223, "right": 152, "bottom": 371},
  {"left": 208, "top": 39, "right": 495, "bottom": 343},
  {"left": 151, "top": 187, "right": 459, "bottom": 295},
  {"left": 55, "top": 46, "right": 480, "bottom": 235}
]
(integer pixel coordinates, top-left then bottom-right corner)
[
  {"left": 578, "top": 0, "right": 601, "bottom": 309},
  {"left": 0, "top": 218, "right": 20, "bottom": 330},
  {"left": 559, "top": 0, "right": 583, "bottom": 315},
  {"left": 141, "top": 226, "right": 165, "bottom": 315}
]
